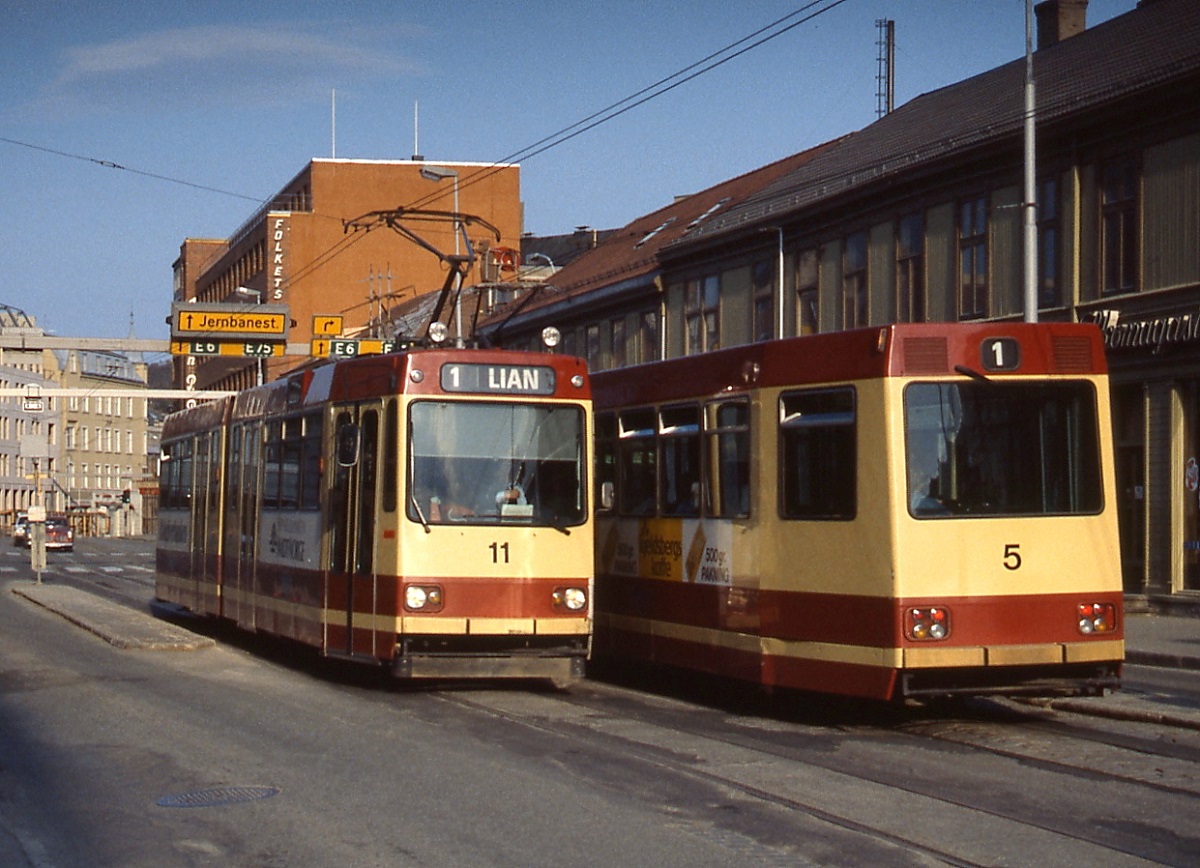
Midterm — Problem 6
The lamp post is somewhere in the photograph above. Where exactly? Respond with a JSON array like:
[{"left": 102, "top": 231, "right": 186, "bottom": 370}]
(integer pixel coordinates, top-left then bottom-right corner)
[
  {"left": 419, "top": 165, "right": 463, "bottom": 346},
  {"left": 234, "top": 286, "right": 265, "bottom": 386}
]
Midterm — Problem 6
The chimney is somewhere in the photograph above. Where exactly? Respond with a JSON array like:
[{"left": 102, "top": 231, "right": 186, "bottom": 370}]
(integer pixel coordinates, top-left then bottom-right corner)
[{"left": 1035, "top": 0, "right": 1088, "bottom": 49}]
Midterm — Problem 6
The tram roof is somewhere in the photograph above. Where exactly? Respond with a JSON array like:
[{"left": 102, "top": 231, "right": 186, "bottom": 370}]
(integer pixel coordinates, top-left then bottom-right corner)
[{"left": 590, "top": 323, "right": 1106, "bottom": 408}]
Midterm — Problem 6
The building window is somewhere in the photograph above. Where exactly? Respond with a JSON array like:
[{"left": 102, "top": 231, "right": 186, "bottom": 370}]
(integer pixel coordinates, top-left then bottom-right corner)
[
  {"left": 685, "top": 275, "right": 719, "bottom": 355},
  {"left": 637, "top": 309, "right": 659, "bottom": 364},
  {"left": 842, "top": 232, "right": 868, "bottom": 329},
  {"left": 610, "top": 318, "right": 627, "bottom": 369},
  {"left": 896, "top": 212, "right": 924, "bottom": 322},
  {"left": 1101, "top": 156, "right": 1139, "bottom": 294},
  {"left": 1038, "top": 176, "right": 1061, "bottom": 308},
  {"left": 796, "top": 248, "right": 819, "bottom": 336},
  {"left": 959, "top": 195, "right": 988, "bottom": 319},
  {"left": 752, "top": 260, "right": 774, "bottom": 343},
  {"left": 585, "top": 324, "right": 601, "bottom": 371}
]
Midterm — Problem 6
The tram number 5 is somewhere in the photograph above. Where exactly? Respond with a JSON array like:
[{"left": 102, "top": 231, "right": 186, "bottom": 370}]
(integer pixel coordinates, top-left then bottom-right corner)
[
  {"left": 1003, "top": 543, "right": 1022, "bottom": 571},
  {"left": 490, "top": 541, "right": 510, "bottom": 564}
]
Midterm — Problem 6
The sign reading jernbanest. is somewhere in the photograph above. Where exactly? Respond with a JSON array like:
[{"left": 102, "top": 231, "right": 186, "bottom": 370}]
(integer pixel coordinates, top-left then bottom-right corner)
[{"left": 170, "top": 303, "right": 291, "bottom": 341}]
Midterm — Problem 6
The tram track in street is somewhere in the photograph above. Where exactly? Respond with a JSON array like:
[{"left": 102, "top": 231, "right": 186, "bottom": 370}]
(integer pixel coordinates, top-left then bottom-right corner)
[{"left": 425, "top": 674, "right": 1200, "bottom": 865}]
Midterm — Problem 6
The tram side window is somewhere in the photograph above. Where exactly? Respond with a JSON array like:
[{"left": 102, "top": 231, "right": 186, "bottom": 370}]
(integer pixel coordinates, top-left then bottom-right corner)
[
  {"left": 779, "top": 388, "right": 856, "bottom": 520},
  {"left": 382, "top": 401, "right": 398, "bottom": 513},
  {"left": 618, "top": 408, "right": 657, "bottom": 516},
  {"left": 162, "top": 439, "right": 193, "bottom": 509},
  {"left": 706, "top": 399, "right": 750, "bottom": 518},
  {"left": 227, "top": 425, "right": 242, "bottom": 511},
  {"left": 161, "top": 442, "right": 182, "bottom": 508},
  {"left": 263, "top": 421, "right": 283, "bottom": 508},
  {"left": 263, "top": 415, "right": 322, "bottom": 510},
  {"left": 595, "top": 412, "right": 617, "bottom": 513},
  {"left": 660, "top": 404, "right": 700, "bottom": 516},
  {"left": 300, "top": 412, "right": 322, "bottom": 509}
]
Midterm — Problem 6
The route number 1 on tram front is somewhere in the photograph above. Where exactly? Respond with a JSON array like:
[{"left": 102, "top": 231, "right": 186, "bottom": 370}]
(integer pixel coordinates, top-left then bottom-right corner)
[{"left": 982, "top": 337, "right": 1021, "bottom": 372}]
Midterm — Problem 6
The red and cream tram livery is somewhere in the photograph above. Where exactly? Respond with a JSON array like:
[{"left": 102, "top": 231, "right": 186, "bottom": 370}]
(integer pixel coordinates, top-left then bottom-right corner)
[
  {"left": 156, "top": 348, "right": 594, "bottom": 681},
  {"left": 591, "top": 323, "right": 1123, "bottom": 700}
]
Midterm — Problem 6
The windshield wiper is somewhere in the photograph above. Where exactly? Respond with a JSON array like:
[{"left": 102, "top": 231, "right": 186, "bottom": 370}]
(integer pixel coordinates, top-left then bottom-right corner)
[{"left": 954, "top": 364, "right": 992, "bottom": 383}]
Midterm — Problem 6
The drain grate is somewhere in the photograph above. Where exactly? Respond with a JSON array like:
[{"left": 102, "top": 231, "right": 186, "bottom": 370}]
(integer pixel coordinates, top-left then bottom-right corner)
[{"left": 156, "top": 786, "right": 280, "bottom": 808}]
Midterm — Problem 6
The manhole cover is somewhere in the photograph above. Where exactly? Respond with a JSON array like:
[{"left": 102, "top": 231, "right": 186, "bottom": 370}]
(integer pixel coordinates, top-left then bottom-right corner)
[{"left": 156, "top": 786, "right": 280, "bottom": 808}]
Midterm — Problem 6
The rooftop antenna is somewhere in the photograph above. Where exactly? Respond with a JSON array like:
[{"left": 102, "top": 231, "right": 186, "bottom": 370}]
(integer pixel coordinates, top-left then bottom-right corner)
[
  {"left": 412, "top": 99, "right": 423, "bottom": 161},
  {"left": 875, "top": 19, "right": 895, "bottom": 118},
  {"left": 331, "top": 89, "right": 337, "bottom": 159}
]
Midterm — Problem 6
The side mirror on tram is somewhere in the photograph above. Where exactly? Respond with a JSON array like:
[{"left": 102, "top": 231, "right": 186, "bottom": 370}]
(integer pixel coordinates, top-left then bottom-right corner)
[{"left": 336, "top": 424, "right": 361, "bottom": 467}]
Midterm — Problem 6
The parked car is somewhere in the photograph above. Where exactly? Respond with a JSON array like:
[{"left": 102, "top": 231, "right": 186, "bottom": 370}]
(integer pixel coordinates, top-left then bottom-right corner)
[{"left": 11, "top": 512, "right": 29, "bottom": 546}]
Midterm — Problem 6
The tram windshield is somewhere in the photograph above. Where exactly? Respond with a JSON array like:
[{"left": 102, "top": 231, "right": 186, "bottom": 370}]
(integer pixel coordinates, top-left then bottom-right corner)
[
  {"left": 408, "top": 401, "right": 587, "bottom": 526},
  {"left": 904, "top": 381, "right": 1102, "bottom": 518}
]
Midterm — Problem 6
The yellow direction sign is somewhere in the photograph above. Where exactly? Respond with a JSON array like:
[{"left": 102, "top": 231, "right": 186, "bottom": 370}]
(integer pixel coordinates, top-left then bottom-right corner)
[
  {"left": 313, "top": 315, "right": 343, "bottom": 336},
  {"left": 312, "top": 338, "right": 395, "bottom": 359},
  {"left": 170, "top": 341, "right": 285, "bottom": 357},
  {"left": 171, "top": 302, "right": 291, "bottom": 340}
]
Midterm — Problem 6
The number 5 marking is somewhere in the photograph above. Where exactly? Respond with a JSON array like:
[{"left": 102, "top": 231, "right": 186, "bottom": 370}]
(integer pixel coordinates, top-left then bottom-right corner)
[{"left": 1003, "top": 543, "right": 1022, "bottom": 571}]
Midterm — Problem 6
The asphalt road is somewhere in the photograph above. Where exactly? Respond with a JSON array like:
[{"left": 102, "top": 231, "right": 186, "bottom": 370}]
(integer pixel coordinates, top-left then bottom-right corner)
[{"left": 3, "top": 537, "right": 1199, "bottom": 866}]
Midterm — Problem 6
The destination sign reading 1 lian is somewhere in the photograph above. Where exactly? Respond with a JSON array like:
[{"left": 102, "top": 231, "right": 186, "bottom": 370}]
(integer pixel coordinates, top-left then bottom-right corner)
[
  {"left": 170, "top": 302, "right": 291, "bottom": 341},
  {"left": 440, "top": 363, "right": 556, "bottom": 395}
]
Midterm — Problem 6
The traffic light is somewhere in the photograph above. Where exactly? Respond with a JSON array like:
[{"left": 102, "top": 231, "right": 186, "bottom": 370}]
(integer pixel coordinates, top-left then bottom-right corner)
[{"left": 121, "top": 489, "right": 131, "bottom": 504}]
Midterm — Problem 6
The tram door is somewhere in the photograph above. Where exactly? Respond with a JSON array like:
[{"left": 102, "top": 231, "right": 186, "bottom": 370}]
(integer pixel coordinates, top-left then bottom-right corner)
[
  {"left": 190, "top": 430, "right": 222, "bottom": 615},
  {"left": 221, "top": 422, "right": 260, "bottom": 628},
  {"left": 328, "top": 405, "right": 380, "bottom": 655}
]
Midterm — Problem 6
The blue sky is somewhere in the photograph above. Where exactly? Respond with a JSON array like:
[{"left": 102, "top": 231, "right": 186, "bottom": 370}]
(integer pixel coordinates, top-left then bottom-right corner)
[{"left": 1, "top": 0, "right": 1134, "bottom": 343}]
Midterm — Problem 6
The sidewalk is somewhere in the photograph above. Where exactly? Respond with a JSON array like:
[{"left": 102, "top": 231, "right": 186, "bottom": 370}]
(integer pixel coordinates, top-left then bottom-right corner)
[
  {"left": 9, "top": 581, "right": 213, "bottom": 651},
  {"left": 1123, "top": 611, "right": 1200, "bottom": 671},
  {"left": 7, "top": 580, "right": 1200, "bottom": 729}
]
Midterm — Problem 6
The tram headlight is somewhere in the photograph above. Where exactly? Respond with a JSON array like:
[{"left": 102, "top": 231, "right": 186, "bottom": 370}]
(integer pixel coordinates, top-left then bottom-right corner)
[
  {"left": 905, "top": 606, "right": 950, "bottom": 641},
  {"left": 553, "top": 587, "right": 587, "bottom": 612},
  {"left": 1078, "top": 602, "right": 1117, "bottom": 635},
  {"left": 404, "top": 584, "right": 444, "bottom": 612},
  {"left": 428, "top": 322, "right": 449, "bottom": 345}
]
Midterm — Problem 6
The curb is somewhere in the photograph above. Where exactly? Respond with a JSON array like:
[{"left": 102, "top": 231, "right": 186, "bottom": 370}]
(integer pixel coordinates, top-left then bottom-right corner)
[{"left": 10, "top": 582, "right": 214, "bottom": 652}]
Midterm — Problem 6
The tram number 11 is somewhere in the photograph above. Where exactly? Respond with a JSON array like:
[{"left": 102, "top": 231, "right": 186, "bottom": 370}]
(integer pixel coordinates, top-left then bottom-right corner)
[{"left": 490, "top": 542, "right": 510, "bottom": 564}]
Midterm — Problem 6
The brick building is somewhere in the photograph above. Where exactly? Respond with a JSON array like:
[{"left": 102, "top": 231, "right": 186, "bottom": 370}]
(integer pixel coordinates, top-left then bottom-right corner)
[{"left": 174, "top": 158, "right": 521, "bottom": 394}]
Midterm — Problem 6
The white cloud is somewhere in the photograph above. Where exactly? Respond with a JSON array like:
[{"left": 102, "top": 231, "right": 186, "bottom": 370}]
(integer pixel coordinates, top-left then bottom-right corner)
[{"left": 37, "top": 22, "right": 425, "bottom": 115}]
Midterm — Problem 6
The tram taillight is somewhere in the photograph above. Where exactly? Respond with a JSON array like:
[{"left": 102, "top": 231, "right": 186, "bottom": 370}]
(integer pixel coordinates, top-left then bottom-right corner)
[
  {"left": 905, "top": 607, "right": 950, "bottom": 641},
  {"left": 1077, "top": 602, "right": 1117, "bottom": 635}
]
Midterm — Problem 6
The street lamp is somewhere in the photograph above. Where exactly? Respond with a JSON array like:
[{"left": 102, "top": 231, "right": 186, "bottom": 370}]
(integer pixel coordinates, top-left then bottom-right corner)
[
  {"left": 234, "top": 286, "right": 265, "bottom": 386},
  {"left": 419, "top": 165, "right": 463, "bottom": 346}
]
